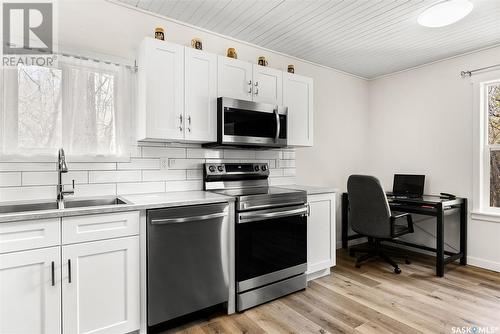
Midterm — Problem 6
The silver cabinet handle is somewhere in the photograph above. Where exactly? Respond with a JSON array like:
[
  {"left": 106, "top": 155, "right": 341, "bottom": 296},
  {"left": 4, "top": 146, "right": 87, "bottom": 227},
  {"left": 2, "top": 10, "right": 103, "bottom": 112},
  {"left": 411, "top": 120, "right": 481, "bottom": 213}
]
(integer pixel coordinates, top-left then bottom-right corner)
[
  {"left": 239, "top": 205, "right": 308, "bottom": 224},
  {"left": 255, "top": 88, "right": 259, "bottom": 95},
  {"left": 274, "top": 108, "right": 280, "bottom": 142},
  {"left": 254, "top": 81, "right": 259, "bottom": 86},
  {"left": 179, "top": 114, "right": 183, "bottom": 124},
  {"left": 51, "top": 261, "right": 55, "bottom": 286},
  {"left": 68, "top": 259, "right": 72, "bottom": 283},
  {"left": 247, "top": 80, "right": 252, "bottom": 94},
  {"left": 187, "top": 128, "right": 191, "bottom": 132},
  {"left": 187, "top": 115, "right": 191, "bottom": 125},
  {"left": 179, "top": 126, "right": 183, "bottom": 132},
  {"left": 151, "top": 212, "right": 226, "bottom": 225}
]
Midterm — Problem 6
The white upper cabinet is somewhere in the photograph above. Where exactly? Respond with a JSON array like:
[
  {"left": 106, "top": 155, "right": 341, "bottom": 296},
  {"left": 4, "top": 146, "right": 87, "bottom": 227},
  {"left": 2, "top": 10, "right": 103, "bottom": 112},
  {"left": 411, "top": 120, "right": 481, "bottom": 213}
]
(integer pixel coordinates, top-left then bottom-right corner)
[
  {"left": 62, "top": 236, "right": 140, "bottom": 334},
  {"left": 0, "top": 247, "right": 61, "bottom": 334},
  {"left": 217, "top": 56, "right": 253, "bottom": 101},
  {"left": 137, "top": 38, "right": 184, "bottom": 141},
  {"left": 185, "top": 48, "right": 217, "bottom": 142},
  {"left": 252, "top": 65, "right": 283, "bottom": 105},
  {"left": 283, "top": 73, "right": 314, "bottom": 146}
]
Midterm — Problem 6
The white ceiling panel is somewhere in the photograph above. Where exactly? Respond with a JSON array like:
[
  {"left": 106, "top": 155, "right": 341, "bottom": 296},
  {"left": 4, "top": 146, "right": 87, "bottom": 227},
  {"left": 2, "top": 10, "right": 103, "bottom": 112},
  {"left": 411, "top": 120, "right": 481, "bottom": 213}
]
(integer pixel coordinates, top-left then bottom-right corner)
[{"left": 122, "top": 0, "right": 500, "bottom": 78}]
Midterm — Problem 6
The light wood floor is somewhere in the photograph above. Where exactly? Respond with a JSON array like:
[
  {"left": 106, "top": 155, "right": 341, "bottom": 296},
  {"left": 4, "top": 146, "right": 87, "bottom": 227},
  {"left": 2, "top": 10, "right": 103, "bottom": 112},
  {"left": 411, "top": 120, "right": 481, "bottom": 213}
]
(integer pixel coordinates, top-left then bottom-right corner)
[{"left": 162, "top": 249, "right": 500, "bottom": 334}]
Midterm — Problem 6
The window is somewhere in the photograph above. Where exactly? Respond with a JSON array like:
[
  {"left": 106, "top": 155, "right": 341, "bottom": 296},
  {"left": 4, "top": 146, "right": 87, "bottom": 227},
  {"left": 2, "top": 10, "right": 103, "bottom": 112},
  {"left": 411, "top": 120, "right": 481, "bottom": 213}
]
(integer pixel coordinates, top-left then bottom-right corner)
[
  {"left": 474, "top": 71, "right": 500, "bottom": 216},
  {"left": 1, "top": 55, "right": 134, "bottom": 159},
  {"left": 488, "top": 82, "right": 500, "bottom": 207}
]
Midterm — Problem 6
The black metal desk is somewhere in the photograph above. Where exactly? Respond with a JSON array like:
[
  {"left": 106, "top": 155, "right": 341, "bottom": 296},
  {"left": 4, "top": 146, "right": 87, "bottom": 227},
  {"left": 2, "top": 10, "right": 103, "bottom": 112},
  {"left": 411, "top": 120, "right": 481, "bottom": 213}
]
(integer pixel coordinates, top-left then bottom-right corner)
[{"left": 341, "top": 193, "right": 467, "bottom": 277}]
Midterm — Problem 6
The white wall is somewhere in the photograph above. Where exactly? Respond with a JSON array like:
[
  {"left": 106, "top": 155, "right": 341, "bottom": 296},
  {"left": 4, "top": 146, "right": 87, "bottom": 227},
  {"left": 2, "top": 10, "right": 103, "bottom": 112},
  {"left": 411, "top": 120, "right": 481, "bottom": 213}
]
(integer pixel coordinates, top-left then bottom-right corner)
[{"left": 367, "top": 45, "right": 500, "bottom": 272}]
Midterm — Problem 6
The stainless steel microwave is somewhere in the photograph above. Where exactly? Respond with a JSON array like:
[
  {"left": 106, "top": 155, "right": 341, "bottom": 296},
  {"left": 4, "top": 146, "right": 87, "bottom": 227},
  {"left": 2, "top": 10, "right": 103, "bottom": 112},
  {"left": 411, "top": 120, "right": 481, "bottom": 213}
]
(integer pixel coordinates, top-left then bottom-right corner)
[{"left": 205, "top": 97, "right": 287, "bottom": 149}]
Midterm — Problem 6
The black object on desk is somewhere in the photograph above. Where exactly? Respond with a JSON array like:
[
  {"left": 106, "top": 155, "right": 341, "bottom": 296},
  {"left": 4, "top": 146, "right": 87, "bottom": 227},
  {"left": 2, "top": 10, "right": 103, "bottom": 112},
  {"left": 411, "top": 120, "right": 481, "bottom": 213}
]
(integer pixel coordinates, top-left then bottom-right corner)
[{"left": 341, "top": 193, "right": 467, "bottom": 277}]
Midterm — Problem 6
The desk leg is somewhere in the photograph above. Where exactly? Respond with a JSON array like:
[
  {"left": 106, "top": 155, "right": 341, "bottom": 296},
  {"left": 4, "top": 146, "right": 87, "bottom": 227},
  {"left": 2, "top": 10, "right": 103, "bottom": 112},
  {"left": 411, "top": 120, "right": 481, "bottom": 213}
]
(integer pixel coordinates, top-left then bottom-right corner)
[
  {"left": 460, "top": 199, "right": 468, "bottom": 265},
  {"left": 436, "top": 203, "right": 444, "bottom": 277},
  {"left": 342, "top": 193, "right": 349, "bottom": 249}
]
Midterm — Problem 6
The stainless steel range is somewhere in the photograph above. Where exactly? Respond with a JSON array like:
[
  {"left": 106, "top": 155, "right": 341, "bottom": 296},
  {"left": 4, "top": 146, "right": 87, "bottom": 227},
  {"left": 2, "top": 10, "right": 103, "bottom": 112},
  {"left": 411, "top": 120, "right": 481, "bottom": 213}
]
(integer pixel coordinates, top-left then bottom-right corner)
[{"left": 204, "top": 162, "right": 308, "bottom": 311}]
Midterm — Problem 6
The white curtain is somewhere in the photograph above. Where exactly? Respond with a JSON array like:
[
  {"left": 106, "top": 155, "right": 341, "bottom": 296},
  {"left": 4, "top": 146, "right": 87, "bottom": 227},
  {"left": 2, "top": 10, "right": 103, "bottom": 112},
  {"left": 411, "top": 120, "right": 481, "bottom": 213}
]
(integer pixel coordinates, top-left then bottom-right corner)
[{"left": 1, "top": 55, "right": 134, "bottom": 160}]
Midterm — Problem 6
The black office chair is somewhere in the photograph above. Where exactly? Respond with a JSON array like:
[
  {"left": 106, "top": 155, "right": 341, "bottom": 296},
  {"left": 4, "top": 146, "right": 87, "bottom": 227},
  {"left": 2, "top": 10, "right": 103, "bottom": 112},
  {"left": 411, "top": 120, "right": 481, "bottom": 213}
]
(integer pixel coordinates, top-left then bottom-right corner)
[{"left": 347, "top": 175, "right": 414, "bottom": 274}]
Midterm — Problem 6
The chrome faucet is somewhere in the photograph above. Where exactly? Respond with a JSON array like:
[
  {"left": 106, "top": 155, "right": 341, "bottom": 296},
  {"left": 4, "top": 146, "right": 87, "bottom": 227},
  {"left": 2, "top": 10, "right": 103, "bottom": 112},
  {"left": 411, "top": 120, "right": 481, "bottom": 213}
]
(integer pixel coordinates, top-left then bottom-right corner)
[{"left": 57, "top": 148, "right": 75, "bottom": 208}]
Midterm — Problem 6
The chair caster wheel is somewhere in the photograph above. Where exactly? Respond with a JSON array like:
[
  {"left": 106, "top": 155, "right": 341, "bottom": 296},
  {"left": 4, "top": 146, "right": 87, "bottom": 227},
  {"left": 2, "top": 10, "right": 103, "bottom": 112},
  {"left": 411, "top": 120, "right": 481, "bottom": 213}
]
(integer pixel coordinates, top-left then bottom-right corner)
[
  {"left": 405, "top": 258, "right": 411, "bottom": 265},
  {"left": 394, "top": 267, "right": 401, "bottom": 274}
]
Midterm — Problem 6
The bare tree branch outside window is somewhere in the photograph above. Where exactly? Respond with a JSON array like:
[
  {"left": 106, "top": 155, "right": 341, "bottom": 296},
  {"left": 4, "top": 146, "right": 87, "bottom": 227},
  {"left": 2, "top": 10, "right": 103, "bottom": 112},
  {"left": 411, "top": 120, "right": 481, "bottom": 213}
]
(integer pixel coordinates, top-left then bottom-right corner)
[{"left": 488, "top": 83, "right": 500, "bottom": 207}]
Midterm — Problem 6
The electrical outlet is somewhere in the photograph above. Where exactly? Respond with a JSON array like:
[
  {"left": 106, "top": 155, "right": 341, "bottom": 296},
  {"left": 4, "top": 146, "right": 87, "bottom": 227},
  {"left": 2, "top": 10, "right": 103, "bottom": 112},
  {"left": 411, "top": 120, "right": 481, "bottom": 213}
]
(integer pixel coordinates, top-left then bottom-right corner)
[
  {"left": 160, "top": 158, "right": 168, "bottom": 170},
  {"left": 168, "top": 158, "right": 176, "bottom": 168}
]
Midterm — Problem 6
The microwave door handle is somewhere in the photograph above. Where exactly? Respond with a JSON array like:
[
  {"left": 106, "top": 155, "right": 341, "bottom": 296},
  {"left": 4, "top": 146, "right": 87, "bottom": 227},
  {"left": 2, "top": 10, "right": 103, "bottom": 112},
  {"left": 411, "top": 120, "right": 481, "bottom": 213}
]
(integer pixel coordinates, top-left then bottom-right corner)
[{"left": 274, "top": 108, "right": 280, "bottom": 142}]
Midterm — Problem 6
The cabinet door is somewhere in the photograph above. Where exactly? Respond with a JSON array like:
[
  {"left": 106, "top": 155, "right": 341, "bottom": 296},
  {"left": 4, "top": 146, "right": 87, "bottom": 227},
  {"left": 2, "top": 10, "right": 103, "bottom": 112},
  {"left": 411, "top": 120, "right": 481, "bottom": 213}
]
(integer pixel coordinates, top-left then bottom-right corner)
[
  {"left": 0, "top": 247, "right": 61, "bottom": 334},
  {"left": 217, "top": 56, "right": 253, "bottom": 101},
  {"left": 139, "top": 38, "right": 184, "bottom": 140},
  {"left": 284, "top": 73, "right": 314, "bottom": 146},
  {"left": 252, "top": 65, "right": 283, "bottom": 105},
  {"left": 185, "top": 48, "right": 217, "bottom": 142},
  {"left": 307, "top": 194, "right": 335, "bottom": 276},
  {"left": 62, "top": 236, "right": 140, "bottom": 334}
]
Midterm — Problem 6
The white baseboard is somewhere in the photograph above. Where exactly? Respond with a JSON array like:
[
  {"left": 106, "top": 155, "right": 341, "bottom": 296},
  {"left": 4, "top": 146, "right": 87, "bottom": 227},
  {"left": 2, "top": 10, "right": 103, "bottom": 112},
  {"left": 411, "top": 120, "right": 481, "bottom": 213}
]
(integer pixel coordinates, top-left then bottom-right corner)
[
  {"left": 307, "top": 268, "right": 330, "bottom": 281},
  {"left": 467, "top": 256, "right": 500, "bottom": 273}
]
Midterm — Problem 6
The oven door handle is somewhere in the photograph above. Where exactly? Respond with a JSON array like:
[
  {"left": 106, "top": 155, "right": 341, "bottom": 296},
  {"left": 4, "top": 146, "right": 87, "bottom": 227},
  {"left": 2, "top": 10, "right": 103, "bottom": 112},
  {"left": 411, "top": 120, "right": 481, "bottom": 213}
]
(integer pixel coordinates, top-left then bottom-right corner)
[
  {"left": 238, "top": 205, "right": 307, "bottom": 224},
  {"left": 274, "top": 107, "right": 280, "bottom": 142},
  {"left": 151, "top": 212, "right": 226, "bottom": 225}
]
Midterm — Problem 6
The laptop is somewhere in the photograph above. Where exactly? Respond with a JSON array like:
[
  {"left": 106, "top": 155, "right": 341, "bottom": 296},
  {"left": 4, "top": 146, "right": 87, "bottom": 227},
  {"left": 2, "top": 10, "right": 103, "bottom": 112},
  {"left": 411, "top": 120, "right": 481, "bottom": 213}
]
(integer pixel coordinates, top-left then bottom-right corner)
[{"left": 389, "top": 174, "right": 425, "bottom": 198}]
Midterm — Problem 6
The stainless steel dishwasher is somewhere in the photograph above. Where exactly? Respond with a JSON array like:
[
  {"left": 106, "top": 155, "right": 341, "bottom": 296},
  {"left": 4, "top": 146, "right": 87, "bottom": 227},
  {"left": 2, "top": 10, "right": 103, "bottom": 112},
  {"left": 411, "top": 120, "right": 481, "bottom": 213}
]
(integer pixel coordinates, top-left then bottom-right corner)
[{"left": 147, "top": 202, "right": 230, "bottom": 327}]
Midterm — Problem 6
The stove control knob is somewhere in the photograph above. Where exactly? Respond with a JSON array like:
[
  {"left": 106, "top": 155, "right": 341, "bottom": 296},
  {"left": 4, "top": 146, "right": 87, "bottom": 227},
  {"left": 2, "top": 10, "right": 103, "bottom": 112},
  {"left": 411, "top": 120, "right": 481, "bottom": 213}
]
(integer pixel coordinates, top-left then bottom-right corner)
[
  {"left": 254, "top": 165, "right": 260, "bottom": 172},
  {"left": 217, "top": 165, "right": 224, "bottom": 172},
  {"left": 261, "top": 165, "right": 267, "bottom": 172},
  {"left": 208, "top": 165, "right": 216, "bottom": 173}
]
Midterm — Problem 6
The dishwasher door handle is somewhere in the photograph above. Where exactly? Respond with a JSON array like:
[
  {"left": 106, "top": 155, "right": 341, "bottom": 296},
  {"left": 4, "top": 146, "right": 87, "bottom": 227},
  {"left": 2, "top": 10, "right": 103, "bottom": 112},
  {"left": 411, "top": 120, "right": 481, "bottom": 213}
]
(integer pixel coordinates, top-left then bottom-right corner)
[{"left": 150, "top": 212, "right": 226, "bottom": 225}]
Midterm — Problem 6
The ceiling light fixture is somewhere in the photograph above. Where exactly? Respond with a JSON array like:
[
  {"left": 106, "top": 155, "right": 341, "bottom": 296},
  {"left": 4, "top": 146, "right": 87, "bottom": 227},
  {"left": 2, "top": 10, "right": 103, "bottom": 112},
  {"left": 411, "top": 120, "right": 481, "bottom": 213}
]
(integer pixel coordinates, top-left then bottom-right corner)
[{"left": 418, "top": 0, "right": 474, "bottom": 28}]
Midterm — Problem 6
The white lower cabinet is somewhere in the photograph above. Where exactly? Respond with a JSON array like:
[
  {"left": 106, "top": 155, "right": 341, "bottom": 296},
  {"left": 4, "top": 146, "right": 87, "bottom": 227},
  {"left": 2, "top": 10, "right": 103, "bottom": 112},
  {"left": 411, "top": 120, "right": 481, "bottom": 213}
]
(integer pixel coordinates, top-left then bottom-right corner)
[
  {"left": 307, "top": 193, "right": 336, "bottom": 280},
  {"left": 0, "top": 247, "right": 61, "bottom": 334},
  {"left": 0, "top": 212, "right": 140, "bottom": 334},
  {"left": 62, "top": 236, "right": 140, "bottom": 334}
]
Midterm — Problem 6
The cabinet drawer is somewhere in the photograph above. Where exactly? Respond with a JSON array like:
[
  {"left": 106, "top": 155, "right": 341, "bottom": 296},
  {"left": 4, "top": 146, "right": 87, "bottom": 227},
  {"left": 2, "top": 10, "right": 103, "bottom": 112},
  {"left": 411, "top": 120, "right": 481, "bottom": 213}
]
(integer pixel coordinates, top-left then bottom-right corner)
[
  {"left": 62, "top": 211, "right": 139, "bottom": 244},
  {"left": 0, "top": 218, "right": 60, "bottom": 254}
]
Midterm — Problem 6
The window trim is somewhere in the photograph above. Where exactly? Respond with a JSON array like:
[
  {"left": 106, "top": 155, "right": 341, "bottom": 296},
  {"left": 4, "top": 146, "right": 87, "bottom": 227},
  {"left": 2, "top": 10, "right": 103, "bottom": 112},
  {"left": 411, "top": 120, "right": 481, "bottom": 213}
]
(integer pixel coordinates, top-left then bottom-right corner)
[{"left": 472, "top": 70, "right": 500, "bottom": 218}]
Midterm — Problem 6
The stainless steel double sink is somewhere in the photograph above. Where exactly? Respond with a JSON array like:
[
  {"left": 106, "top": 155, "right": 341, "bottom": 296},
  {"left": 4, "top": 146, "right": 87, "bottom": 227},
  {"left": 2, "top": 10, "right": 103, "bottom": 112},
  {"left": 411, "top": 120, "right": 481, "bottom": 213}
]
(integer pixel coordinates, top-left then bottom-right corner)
[{"left": 0, "top": 197, "right": 128, "bottom": 214}]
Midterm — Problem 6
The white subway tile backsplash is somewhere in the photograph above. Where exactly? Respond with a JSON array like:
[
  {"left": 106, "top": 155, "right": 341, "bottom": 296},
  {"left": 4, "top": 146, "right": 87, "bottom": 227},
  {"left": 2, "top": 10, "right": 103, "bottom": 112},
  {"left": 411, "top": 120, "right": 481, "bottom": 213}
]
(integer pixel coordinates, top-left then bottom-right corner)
[
  {"left": 165, "top": 180, "right": 203, "bottom": 192},
  {"left": 0, "top": 144, "right": 295, "bottom": 202},
  {"left": 187, "top": 148, "right": 223, "bottom": 159},
  {"left": 142, "top": 147, "right": 186, "bottom": 158},
  {"left": 0, "top": 172, "right": 22, "bottom": 187},
  {"left": 142, "top": 170, "right": 186, "bottom": 181},
  {"left": 0, "top": 186, "right": 54, "bottom": 202},
  {"left": 0, "top": 162, "right": 56, "bottom": 171},
  {"left": 278, "top": 159, "right": 296, "bottom": 168},
  {"left": 89, "top": 170, "right": 142, "bottom": 183},
  {"left": 223, "top": 149, "right": 256, "bottom": 159},
  {"left": 117, "top": 182, "right": 165, "bottom": 195},
  {"left": 74, "top": 183, "right": 117, "bottom": 197},
  {"left": 186, "top": 169, "right": 203, "bottom": 180},
  {"left": 22, "top": 171, "right": 88, "bottom": 186},
  {"left": 282, "top": 150, "right": 296, "bottom": 160},
  {"left": 168, "top": 159, "right": 204, "bottom": 170},
  {"left": 117, "top": 158, "right": 160, "bottom": 170},
  {"left": 70, "top": 162, "right": 116, "bottom": 171},
  {"left": 255, "top": 150, "right": 281, "bottom": 159}
]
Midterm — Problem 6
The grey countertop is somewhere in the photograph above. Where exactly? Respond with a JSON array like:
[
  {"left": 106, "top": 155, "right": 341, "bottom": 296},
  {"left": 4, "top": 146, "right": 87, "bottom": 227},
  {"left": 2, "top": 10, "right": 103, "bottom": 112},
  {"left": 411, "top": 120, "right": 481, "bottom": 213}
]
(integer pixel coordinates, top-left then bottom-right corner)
[
  {"left": 277, "top": 185, "right": 339, "bottom": 195},
  {"left": 0, "top": 191, "right": 234, "bottom": 223}
]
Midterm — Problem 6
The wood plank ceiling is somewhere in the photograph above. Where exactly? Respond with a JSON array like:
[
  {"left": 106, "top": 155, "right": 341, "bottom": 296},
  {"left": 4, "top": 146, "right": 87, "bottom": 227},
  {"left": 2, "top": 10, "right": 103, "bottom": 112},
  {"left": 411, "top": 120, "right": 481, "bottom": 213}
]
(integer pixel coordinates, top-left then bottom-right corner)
[{"left": 120, "top": 0, "right": 500, "bottom": 78}]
